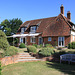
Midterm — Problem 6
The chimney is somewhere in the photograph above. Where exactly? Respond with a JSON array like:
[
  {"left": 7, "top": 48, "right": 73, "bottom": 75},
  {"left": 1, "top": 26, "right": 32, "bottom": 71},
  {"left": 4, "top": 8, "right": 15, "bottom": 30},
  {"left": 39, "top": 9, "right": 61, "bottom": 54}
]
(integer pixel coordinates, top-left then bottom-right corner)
[
  {"left": 60, "top": 4, "right": 64, "bottom": 15},
  {"left": 67, "top": 11, "right": 71, "bottom": 20}
]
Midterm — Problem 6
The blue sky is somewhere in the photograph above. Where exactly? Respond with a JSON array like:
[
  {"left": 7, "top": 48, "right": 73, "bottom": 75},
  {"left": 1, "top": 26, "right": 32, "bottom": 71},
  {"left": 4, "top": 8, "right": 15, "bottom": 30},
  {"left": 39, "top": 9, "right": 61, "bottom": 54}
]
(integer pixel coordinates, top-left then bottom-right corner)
[{"left": 0, "top": 0, "right": 75, "bottom": 24}]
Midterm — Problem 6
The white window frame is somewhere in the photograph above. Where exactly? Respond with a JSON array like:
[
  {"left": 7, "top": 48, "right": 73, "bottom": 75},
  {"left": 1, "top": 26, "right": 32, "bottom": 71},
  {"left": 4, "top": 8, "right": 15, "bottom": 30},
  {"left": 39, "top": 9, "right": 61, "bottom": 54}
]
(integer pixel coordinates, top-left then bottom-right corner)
[
  {"left": 48, "top": 37, "right": 52, "bottom": 41},
  {"left": 58, "top": 37, "right": 65, "bottom": 47},
  {"left": 21, "top": 28, "right": 25, "bottom": 34},
  {"left": 30, "top": 37, "right": 36, "bottom": 43},
  {"left": 30, "top": 26, "right": 36, "bottom": 33},
  {"left": 20, "top": 38, "right": 23, "bottom": 43}
]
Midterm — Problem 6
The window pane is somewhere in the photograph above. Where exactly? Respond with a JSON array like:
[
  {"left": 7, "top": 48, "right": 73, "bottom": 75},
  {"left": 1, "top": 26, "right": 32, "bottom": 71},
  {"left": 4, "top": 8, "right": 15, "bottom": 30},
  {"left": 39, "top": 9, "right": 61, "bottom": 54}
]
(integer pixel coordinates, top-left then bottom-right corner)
[{"left": 48, "top": 37, "right": 51, "bottom": 41}]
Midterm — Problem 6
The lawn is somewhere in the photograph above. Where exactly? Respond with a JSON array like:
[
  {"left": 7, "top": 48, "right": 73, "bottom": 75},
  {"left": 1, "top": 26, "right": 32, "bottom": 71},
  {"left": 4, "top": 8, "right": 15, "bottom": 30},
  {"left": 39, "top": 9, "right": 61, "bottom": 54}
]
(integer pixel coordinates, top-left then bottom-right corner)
[{"left": 2, "top": 61, "right": 75, "bottom": 75}]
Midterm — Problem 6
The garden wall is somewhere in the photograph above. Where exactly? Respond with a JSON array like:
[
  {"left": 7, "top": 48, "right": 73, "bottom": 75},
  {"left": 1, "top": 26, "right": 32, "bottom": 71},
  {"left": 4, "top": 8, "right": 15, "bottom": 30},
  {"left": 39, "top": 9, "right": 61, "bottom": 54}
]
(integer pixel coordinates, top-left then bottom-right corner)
[{"left": 0, "top": 54, "right": 19, "bottom": 66}]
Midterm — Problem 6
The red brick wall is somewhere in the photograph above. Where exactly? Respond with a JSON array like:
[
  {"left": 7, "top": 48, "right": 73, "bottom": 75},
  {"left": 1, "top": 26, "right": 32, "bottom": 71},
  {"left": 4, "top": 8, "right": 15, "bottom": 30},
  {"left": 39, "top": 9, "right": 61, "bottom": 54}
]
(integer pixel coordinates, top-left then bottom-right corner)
[
  {"left": 18, "top": 35, "right": 70, "bottom": 47},
  {"left": 43, "top": 36, "right": 58, "bottom": 46},
  {"left": 43, "top": 36, "right": 70, "bottom": 46},
  {"left": 65, "top": 36, "right": 70, "bottom": 46},
  {"left": 0, "top": 54, "right": 19, "bottom": 66}
]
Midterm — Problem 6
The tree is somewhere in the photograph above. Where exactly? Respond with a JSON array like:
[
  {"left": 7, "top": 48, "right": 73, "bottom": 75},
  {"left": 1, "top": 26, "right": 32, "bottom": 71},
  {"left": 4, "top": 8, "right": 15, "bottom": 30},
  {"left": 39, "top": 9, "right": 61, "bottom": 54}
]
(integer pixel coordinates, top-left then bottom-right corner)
[
  {"left": 0, "top": 18, "right": 23, "bottom": 36},
  {"left": 0, "top": 30, "right": 9, "bottom": 50}
]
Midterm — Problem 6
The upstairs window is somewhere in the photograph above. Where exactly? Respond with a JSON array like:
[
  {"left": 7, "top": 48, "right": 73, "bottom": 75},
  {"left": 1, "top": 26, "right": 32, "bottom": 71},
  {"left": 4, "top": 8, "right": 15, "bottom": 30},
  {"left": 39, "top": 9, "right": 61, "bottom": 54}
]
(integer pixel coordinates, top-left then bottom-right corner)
[
  {"left": 48, "top": 37, "right": 52, "bottom": 41},
  {"left": 21, "top": 27, "right": 26, "bottom": 34},
  {"left": 30, "top": 26, "right": 37, "bottom": 33}
]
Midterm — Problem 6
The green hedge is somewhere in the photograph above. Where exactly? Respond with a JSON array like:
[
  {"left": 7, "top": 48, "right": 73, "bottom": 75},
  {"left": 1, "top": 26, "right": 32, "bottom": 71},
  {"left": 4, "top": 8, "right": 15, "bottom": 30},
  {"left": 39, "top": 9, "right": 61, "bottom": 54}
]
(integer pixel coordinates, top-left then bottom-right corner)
[
  {"left": 33, "top": 44, "right": 37, "bottom": 48},
  {"left": 68, "top": 42, "right": 75, "bottom": 49},
  {"left": 27, "top": 46, "right": 37, "bottom": 53},
  {"left": 0, "top": 30, "right": 9, "bottom": 50},
  {"left": 38, "top": 47, "right": 55, "bottom": 57},
  {"left": 45, "top": 44, "right": 52, "bottom": 47},
  {"left": 19, "top": 43, "right": 26, "bottom": 48},
  {"left": 5, "top": 46, "right": 18, "bottom": 56}
]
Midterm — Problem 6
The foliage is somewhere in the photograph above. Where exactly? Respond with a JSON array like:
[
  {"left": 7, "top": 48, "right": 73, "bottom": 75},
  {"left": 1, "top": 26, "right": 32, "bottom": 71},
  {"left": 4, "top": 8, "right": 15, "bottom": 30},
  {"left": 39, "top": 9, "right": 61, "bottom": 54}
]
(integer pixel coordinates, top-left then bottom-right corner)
[
  {"left": 59, "top": 50, "right": 66, "bottom": 55},
  {"left": 68, "top": 43, "right": 72, "bottom": 49},
  {"left": 72, "top": 42, "right": 75, "bottom": 49},
  {"left": 0, "top": 18, "right": 23, "bottom": 36},
  {"left": 5, "top": 46, "right": 18, "bottom": 56},
  {"left": 54, "top": 41, "right": 57, "bottom": 46},
  {"left": 27, "top": 45, "right": 37, "bottom": 53},
  {"left": 0, "top": 62, "right": 2, "bottom": 75},
  {"left": 68, "top": 42, "right": 75, "bottom": 49},
  {"left": 45, "top": 44, "right": 52, "bottom": 47},
  {"left": 0, "top": 30, "right": 9, "bottom": 50},
  {"left": 19, "top": 43, "right": 26, "bottom": 48},
  {"left": 38, "top": 48, "right": 55, "bottom": 57},
  {"left": 7, "top": 38, "right": 19, "bottom": 46},
  {"left": 33, "top": 44, "right": 37, "bottom": 48}
]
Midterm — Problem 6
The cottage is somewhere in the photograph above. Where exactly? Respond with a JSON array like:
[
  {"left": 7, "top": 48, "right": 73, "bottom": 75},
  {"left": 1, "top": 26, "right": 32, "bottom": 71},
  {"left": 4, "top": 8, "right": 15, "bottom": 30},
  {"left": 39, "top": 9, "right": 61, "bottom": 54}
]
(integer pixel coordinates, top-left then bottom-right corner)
[{"left": 16, "top": 5, "right": 75, "bottom": 47}]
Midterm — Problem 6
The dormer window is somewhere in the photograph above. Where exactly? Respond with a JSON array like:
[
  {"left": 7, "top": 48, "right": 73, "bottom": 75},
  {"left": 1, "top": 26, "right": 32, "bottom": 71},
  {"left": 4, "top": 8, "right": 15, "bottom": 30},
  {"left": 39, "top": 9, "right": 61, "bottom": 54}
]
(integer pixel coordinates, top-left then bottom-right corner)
[
  {"left": 21, "top": 27, "right": 26, "bottom": 34},
  {"left": 30, "top": 26, "right": 37, "bottom": 33}
]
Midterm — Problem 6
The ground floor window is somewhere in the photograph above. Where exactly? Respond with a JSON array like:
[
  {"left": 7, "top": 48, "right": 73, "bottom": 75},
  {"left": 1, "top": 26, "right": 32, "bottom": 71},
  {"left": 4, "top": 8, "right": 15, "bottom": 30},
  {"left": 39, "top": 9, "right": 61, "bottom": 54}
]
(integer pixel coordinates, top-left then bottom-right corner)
[
  {"left": 30, "top": 37, "right": 36, "bottom": 43},
  {"left": 48, "top": 37, "right": 52, "bottom": 41},
  {"left": 58, "top": 37, "right": 64, "bottom": 47},
  {"left": 20, "top": 38, "right": 23, "bottom": 43}
]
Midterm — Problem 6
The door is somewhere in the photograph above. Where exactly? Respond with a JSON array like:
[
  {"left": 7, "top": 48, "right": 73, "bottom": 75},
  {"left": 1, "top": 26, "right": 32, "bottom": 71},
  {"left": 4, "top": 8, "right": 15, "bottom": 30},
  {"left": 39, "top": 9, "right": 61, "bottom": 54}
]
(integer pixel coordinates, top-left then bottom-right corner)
[
  {"left": 24, "top": 37, "right": 27, "bottom": 44},
  {"left": 58, "top": 37, "right": 65, "bottom": 47},
  {"left": 38, "top": 37, "right": 43, "bottom": 45}
]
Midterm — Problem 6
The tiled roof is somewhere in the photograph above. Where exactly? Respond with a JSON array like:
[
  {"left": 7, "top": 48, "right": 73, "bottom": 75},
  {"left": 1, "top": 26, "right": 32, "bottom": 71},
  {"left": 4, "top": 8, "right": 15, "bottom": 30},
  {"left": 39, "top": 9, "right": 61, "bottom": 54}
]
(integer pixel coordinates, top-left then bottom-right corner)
[{"left": 18, "top": 13, "right": 74, "bottom": 36}]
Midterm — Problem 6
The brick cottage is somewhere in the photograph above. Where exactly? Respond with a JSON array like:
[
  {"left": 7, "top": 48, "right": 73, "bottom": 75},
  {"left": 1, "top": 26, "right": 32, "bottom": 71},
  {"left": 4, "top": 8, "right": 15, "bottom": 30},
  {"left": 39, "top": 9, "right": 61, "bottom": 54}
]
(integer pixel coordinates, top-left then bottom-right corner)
[{"left": 13, "top": 5, "right": 75, "bottom": 47}]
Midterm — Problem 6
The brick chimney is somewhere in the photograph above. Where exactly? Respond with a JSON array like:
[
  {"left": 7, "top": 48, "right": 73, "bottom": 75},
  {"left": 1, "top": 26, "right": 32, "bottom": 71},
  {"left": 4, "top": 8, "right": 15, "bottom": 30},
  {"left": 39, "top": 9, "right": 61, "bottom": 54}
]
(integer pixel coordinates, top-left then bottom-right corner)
[
  {"left": 60, "top": 4, "right": 64, "bottom": 15},
  {"left": 67, "top": 11, "right": 71, "bottom": 20}
]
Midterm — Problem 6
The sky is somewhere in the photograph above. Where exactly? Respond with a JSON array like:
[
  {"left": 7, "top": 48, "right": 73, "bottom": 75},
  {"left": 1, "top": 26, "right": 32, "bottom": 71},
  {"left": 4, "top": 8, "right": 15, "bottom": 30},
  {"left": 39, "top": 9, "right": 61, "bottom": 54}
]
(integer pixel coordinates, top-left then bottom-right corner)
[{"left": 0, "top": 0, "right": 75, "bottom": 24}]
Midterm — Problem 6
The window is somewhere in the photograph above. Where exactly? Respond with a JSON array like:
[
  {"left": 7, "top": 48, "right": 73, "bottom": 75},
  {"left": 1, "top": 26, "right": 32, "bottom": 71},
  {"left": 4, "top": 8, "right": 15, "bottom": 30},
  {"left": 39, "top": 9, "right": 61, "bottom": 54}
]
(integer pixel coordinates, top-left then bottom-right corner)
[
  {"left": 31, "top": 37, "right": 36, "bottom": 43},
  {"left": 20, "top": 38, "right": 23, "bottom": 43},
  {"left": 21, "top": 28, "right": 26, "bottom": 34},
  {"left": 48, "top": 37, "right": 52, "bottom": 41},
  {"left": 30, "top": 26, "right": 37, "bottom": 33}
]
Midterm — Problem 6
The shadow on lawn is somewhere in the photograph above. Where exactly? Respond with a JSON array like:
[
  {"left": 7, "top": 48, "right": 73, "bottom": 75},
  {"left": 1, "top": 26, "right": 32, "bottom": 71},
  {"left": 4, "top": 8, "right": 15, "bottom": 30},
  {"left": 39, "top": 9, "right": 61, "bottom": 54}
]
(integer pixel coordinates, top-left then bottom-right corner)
[{"left": 46, "top": 62, "right": 75, "bottom": 75}]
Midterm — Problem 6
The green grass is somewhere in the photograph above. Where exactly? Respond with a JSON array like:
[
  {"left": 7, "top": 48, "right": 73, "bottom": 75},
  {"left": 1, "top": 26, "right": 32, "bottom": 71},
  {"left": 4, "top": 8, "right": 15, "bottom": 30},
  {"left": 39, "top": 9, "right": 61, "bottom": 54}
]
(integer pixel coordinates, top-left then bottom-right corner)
[{"left": 2, "top": 61, "right": 75, "bottom": 75}]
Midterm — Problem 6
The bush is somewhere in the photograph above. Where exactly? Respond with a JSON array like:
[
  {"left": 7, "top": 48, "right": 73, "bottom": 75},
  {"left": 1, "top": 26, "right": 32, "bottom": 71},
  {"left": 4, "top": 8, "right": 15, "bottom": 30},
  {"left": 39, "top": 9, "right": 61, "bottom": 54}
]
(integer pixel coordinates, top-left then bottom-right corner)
[
  {"left": 59, "top": 50, "right": 66, "bottom": 55},
  {"left": 5, "top": 46, "right": 18, "bottom": 56},
  {"left": 19, "top": 43, "right": 26, "bottom": 48},
  {"left": 72, "top": 42, "right": 75, "bottom": 49},
  {"left": 38, "top": 48, "right": 55, "bottom": 57},
  {"left": 33, "top": 44, "right": 37, "bottom": 48},
  {"left": 27, "top": 46, "right": 37, "bottom": 53},
  {"left": 45, "top": 44, "right": 52, "bottom": 47},
  {"left": 68, "top": 43, "right": 72, "bottom": 49},
  {"left": 0, "top": 30, "right": 9, "bottom": 50}
]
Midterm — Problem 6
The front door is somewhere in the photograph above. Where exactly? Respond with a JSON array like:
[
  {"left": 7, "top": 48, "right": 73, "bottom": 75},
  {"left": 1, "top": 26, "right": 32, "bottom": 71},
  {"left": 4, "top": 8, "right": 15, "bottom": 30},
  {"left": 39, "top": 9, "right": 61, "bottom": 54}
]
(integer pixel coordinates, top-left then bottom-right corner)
[
  {"left": 38, "top": 37, "right": 43, "bottom": 45},
  {"left": 58, "top": 37, "right": 65, "bottom": 47}
]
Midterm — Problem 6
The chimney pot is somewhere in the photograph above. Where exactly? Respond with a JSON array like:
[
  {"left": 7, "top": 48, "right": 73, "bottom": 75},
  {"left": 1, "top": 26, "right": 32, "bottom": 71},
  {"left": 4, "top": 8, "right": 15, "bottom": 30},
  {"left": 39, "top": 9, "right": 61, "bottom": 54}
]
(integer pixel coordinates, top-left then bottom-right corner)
[
  {"left": 67, "top": 11, "right": 71, "bottom": 20},
  {"left": 60, "top": 4, "right": 64, "bottom": 15}
]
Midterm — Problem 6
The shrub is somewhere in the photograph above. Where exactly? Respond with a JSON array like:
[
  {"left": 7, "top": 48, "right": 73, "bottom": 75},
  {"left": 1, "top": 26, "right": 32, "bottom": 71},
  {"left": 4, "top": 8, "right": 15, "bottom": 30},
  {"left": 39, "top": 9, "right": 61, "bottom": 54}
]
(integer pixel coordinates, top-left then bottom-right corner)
[
  {"left": 38, "top": 48, "right": 55, "bottom": 57},
  {"left": 19, "top": 43, "right": 26, "bottom": 48},
  {"left": 68, "top": 43, "right": 72, "bottom": 49},
  {"left": 27, "top": 46, "right": 37, "bottom": 53},
  {"left": 0, "top": 30, "right": 9, "bottom": 50},
  {"left": 59, "top": 50, "right": 66, "bottom": 55},
  {"left": 45, "top": 44, "right": 52, "bottom": 47},
  {"left": 0, "top": 48, "right": 5, "bottom": 58},
  {"left": 33, "top": 44, "right": 37, "bottom": 48},
  {"left": 72, "top": 42, "right": 75, "bottom": 49},
  {"left": 40, "top": 44, "right": 43, "bottom": 47},
  {"left": 5, "top": 46, "right": 18, "bottom": 56}
]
